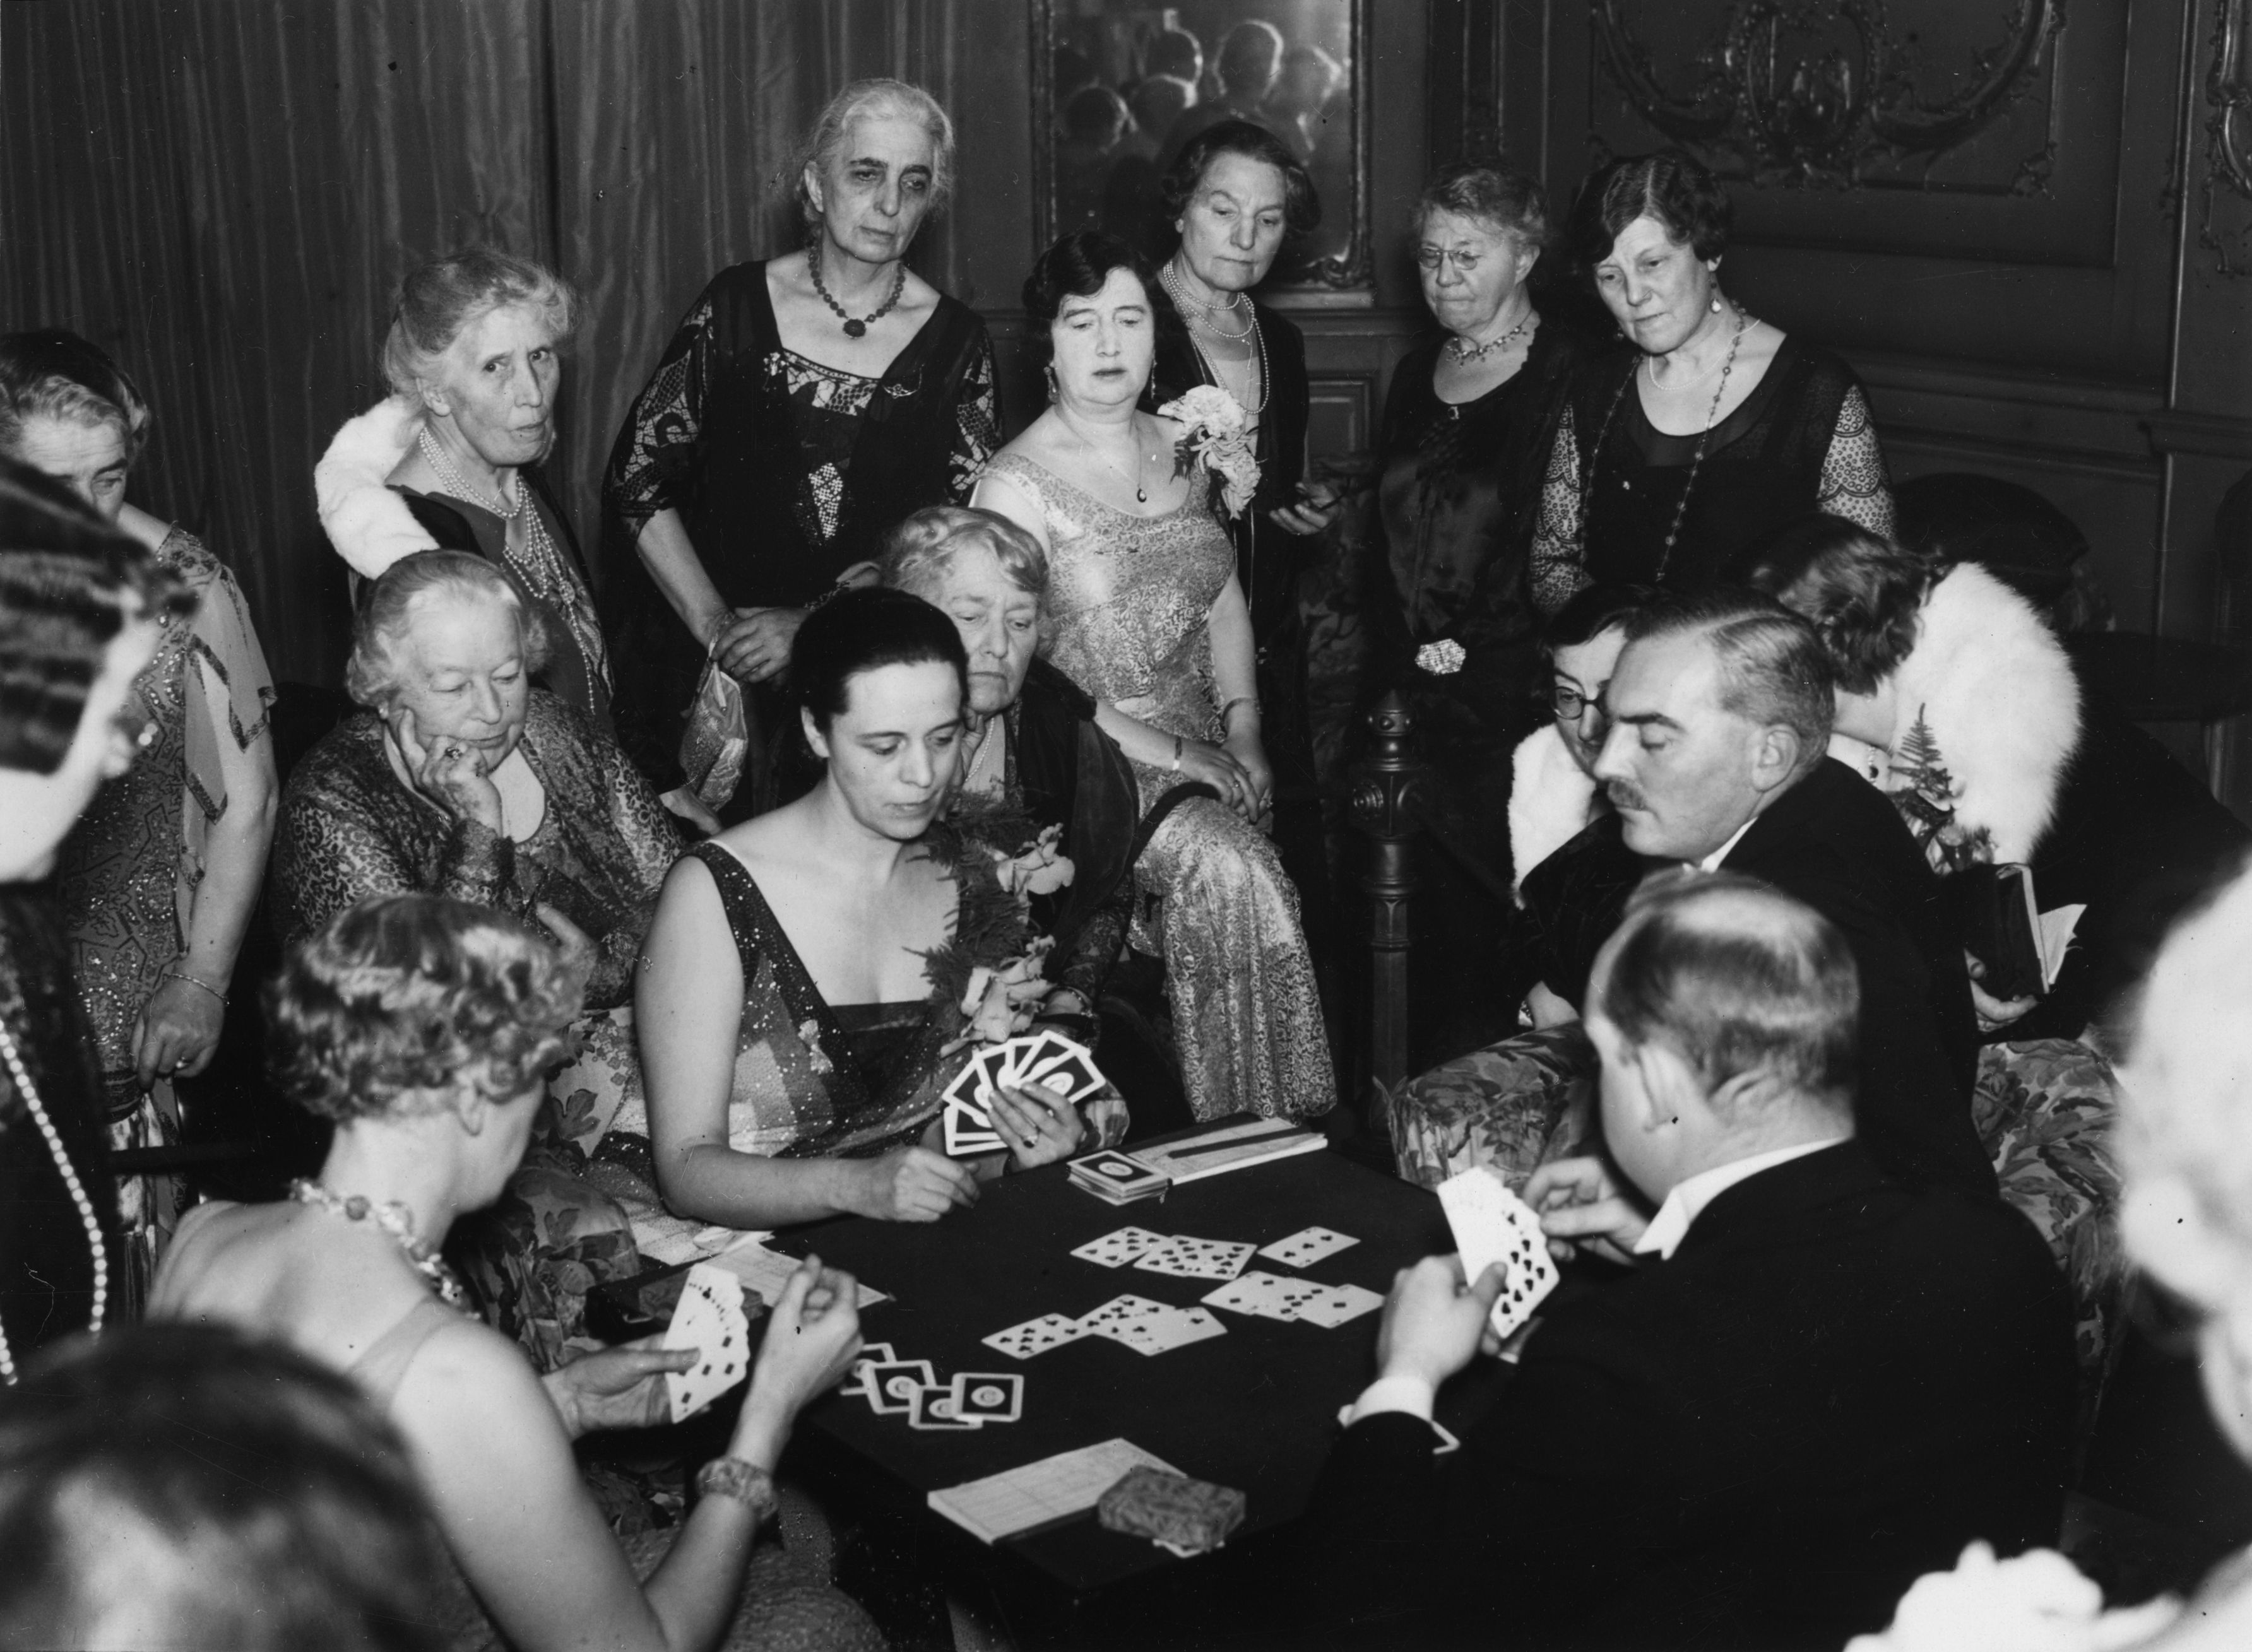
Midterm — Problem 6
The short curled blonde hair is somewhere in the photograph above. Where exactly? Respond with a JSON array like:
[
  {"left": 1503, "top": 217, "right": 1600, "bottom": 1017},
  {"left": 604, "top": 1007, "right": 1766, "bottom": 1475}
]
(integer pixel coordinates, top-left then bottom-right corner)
[
  {"left": 266, "top": 894, "right": 583, "bottom": 1125},
  {"left": 343, "top": 550, "right": 548, "bottom": 710}
]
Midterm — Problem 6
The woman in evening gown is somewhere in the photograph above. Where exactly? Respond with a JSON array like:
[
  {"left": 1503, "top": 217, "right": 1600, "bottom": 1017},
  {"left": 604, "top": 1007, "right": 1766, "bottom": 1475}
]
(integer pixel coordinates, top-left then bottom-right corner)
[{"left": 975, "top": 231, "right": 1335, "bottom": 1123}]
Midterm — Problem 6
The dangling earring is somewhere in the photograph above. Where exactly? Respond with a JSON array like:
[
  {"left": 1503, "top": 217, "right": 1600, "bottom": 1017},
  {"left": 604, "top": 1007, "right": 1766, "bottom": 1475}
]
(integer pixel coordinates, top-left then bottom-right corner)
[
  {"left": 1710, "top": 293, "right": 1722, "bottom": 314},
  {"left": 1044, "top": 364, "right": 1058, "bottom": 403}
]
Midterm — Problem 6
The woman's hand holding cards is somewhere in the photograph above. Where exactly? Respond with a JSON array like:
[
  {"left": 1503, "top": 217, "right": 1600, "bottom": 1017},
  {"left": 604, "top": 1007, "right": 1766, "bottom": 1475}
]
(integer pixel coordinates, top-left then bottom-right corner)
[
  {"left": 844, "top": 1144, "right": 980, "bottom": 1222},
  {"left": 542, "top": 1335, "right": 697, "bottom": 1439},
  {"left": 733, "top": 1256, "right": 862, "bottom": 1466},
  {"left": 990, "top": 1081, "right": 1088, "bottom": 1172}
]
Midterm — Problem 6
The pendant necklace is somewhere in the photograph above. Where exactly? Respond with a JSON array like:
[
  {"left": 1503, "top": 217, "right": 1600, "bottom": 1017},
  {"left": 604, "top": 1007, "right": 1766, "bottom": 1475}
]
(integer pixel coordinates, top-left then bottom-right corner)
[
  {"left": 1445, "top": 304, "right": 1536, "bottom": 366},
  {"left": 290, "top": 1177, "right": 469, "bottom": 1309},
  {"left": 807, "top": 247, "right": 906, "bottom": 338},
  {"left": 1060, "top": 410, "right": 1152, "bottom": 506},
  {"left": 0, "top": 1020, "right": 108, "bottom": 1384}
]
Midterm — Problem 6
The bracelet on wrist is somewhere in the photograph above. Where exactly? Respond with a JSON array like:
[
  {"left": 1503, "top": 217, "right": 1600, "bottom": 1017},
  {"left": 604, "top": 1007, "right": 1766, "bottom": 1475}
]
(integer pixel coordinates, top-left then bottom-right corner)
[
  {"left": 161, "top": 964, "right": 228, "bottom": 1007},
  {"left": 1170, "top": 735, "right": 1183, "bottom": 774},
  {"left": 804, "top": 579, "right": 853, "bottom": 616},
  {"left": 695, "top": 1456, "right": 779, "bottom": 1521},
  {"left": 1219, "top": 695, "right": 1260, "bottom": 729}
]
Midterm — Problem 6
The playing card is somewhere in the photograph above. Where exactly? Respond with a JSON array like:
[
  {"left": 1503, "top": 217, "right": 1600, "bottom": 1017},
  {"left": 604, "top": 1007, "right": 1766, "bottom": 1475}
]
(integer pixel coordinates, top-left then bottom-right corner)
[
  {"left": 1070, "top": 1227, "right": 1167, "bottom": 1268},
  {"left": 1029, "top": 1050, "right": 1103, "bottom": 1100},
  {"left": 1289, "top": 1281, "right": 1385, "bottom": 1329},
  {"left": 1257, "top": 1225, "right": 1360, "bottom": 1269},
  {"left": 662, "top": 1264, "right": 751, "bottom": 1423},
  {"left": 971, "top": 1043, "right": 1014, "bottom": 1100},
  {"left": 1095, "top": 1302, "right": 1228, "bottom": 1357},
  {"left": 863, "top": 1359, "right": 938, "bottom": 1414},
  {"left": 1076, "top": 1294, "right": 1171, "bottom": 1348},
  {"left": 1437, "top": 1165, "right": 1562, "bottom": 1340},
  {"left": 1068, "top": 1149, "right": 1169, "bottom": 1196},
  {"left": 940, "top": 1058, "right": 990, "bottom": 1117},
  {"left": 1134, "top": 1235, "right": 1255, "bottom": 1282},
  {"left": 943, "top": 1098, "right": 1004, "bottom": 1157},
  {"left": 950, "top": 1372, "right": 1024, "bottom": 1423},
  {"left": 1010, "top": 1030, "right": 1073, "bottom": 1081},
  {"left": 908, "top": 1384, "right": 984, "bottom": 1430},
  {"left": 981, "top": 1313, "right": 1088, "bottom": 1360},
  {"left": 1202, "top": 1270, "right": 1325, "bottom": 1321},
  {"left": 840, "top": 1341, "right": 897, "bottom": 1397}
]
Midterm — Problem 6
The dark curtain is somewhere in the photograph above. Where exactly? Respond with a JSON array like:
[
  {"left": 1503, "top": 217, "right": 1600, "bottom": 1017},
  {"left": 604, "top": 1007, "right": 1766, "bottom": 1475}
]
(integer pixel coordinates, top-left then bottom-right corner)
[{"left": 2, "top": 0, "right": 967, "bottom": 686}]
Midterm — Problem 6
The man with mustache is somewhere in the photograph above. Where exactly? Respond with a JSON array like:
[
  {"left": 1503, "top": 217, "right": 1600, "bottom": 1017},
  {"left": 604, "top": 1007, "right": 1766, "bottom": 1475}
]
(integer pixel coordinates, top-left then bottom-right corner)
[{"left": 1585, "top": 588, "right": 1990, "bottom": 1195}]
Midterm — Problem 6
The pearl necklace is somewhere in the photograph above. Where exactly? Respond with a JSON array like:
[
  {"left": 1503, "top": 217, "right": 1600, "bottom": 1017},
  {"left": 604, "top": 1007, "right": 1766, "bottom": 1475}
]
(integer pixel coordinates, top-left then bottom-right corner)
[
  {"left": 0, "top": 1020, "right": 108, "bottom": 1384},
  {"left": 1580, "top": 302, "right": 1754, "bottom": 581},
  {"left": 415, "top": 428, "right": 611, "bottom": 690},
  {"left": 1162, "top": 264, "right": 1270, "bottom": 415},
  {"left": 289, "top": 1178, "right": 468, "bottom": 1309}
]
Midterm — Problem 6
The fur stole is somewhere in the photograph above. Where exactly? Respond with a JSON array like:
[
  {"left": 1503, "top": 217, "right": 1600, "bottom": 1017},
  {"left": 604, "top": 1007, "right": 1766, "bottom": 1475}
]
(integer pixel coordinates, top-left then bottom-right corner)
[
  {"left": 1854, "top": 560, "right": 2082, "bottom": 865},
  {"left": 1508, "top": 723, "right": 1603, "bottom": 895},
  {"left": 314, "top": 394, "right": 437, "bottom": 579}
]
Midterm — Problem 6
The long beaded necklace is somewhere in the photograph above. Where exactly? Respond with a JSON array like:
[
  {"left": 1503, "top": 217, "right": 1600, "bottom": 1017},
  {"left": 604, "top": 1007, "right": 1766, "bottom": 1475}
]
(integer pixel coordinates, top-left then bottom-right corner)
[
  {"left": 290, "top": 1178, "right": 468, "bottom": 1309},
  {"left": 1578, "top": 302, "right": 1753, "bottom": 582},
  {"left": 0, "top": 1020, "right": 109, "bottom": 1384},
  {"left": 807, "top": 246, "right": 906, "bottom": 338},
  {"left": 415, "top": 428, "right": 610, "bottom": 687},
  {"left": 1161, "top": 263, "right": 1270, "bottom": 416}
]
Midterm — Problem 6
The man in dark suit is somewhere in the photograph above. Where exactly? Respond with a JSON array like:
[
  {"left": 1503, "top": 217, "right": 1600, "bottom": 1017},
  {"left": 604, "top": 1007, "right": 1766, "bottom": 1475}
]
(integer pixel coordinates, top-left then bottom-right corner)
[
  {"left": 1589, "top": 589, "right": 1989, "bottom": 1195},
  {"left": 1303, "top": 876, "right": 2073, "bottom": 1649}
]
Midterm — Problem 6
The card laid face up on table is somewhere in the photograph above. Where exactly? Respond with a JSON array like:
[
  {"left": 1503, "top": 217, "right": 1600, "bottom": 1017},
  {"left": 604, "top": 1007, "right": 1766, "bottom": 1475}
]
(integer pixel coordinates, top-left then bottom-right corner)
[
  {"left": 1258, "top": 1225, "right": 1360, "bottom": 1268},
  {"left": 1437, "top": 1164, "right": 1561, "bottom": 1340}
]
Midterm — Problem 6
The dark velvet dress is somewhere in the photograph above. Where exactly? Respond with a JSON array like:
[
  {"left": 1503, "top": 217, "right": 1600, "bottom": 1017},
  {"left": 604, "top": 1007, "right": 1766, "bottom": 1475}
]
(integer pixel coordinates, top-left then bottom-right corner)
[
  {"left": 1531, "top": 337, "right": 1895, "bottom": 610},
  {"left": 601, "top": 261, "right": 1000, "bottom": 819},
  {"left": 1369, "top": 321, "right": 1585, "bottom": 1058},
  {"left": 0, "top": 880, "right": 119, "bottom": 1362}
]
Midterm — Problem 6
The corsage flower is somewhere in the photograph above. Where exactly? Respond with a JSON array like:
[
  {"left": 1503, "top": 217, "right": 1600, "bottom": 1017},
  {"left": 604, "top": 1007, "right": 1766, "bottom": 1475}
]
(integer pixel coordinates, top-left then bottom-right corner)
[
  {"left": 1159, "top": 385, "right": 1261, "bottom": 519},
  {"left": 795, "top": 1017, "right": 834, "bottom": 1077}
]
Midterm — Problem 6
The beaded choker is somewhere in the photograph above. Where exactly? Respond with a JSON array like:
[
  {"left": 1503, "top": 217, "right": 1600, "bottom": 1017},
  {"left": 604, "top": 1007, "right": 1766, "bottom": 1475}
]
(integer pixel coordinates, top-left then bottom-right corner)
[
  {"left": 807, "top": 248, "right": 906, "bottom": 338},
  {"left": 290, "top": 1179, "right": 468, "bottom": 1309}
]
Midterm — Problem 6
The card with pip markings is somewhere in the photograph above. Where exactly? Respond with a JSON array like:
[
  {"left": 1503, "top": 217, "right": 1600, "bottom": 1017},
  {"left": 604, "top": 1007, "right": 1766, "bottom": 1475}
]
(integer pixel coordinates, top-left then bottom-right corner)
[{"left": 1437, "top": 1165, "right": 1560, "bottom": 1340}]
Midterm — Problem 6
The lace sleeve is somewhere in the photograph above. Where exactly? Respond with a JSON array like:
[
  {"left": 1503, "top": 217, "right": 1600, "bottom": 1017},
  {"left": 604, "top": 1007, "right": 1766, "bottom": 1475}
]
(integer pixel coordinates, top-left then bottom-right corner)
[
  {"left": 1815, "top": 384, "right": 1897, "bottom": 540},
  {"left": 1529, "top": 406, "right": 1591, "bottom": 615},
  {"left": 948, "top": 330, "right": 1002, "bottom": 502},
  {"left": 603, "top": 293, "right": 717, "bottom": 526}
]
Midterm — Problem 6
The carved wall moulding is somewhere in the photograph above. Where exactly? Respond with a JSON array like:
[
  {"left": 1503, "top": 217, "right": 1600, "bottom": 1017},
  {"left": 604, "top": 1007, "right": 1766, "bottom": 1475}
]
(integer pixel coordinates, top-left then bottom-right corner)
[
  {"left": 2203, "top": 0, "right": 2252, "bottom": 275},
  {"left": 1591, "top": 0, "right": 2064, "bottom": 191}
]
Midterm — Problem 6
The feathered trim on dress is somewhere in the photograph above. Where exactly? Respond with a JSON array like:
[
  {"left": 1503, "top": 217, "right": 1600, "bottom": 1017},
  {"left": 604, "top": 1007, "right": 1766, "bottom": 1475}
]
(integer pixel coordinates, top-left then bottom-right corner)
[
  {"left": 1508, "top": 723, "right": 1602, "bottom": 895},
  {"left": 314, "top": 394, "right": 437, "bottom": 579},
  {"left": 1854, "top": 560, "right": 2082, "bottom": 866}
]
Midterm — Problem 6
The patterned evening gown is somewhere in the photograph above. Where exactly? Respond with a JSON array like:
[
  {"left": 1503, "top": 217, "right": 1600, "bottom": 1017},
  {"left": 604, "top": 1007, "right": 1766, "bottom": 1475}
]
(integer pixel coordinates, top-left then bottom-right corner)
[
  {"left": 56, "top": 528, "right": 274, "bottom": 1313},
  {"left": 982, "top": 453, "right": 1334, "bottom": 1121}
]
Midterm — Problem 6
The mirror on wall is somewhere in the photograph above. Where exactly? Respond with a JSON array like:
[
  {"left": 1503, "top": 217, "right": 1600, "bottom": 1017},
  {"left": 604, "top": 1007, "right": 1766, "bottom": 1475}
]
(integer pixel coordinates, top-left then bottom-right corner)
[{"left": 1030, "top": 0, "right": 1369, "bottom": 292}]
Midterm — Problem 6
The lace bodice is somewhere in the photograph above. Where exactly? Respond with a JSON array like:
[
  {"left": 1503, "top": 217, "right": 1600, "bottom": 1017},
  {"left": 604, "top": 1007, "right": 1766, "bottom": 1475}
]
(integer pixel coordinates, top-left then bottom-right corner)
[{"left": 981, "top": 452, "right": 1233, "bottom": 745}]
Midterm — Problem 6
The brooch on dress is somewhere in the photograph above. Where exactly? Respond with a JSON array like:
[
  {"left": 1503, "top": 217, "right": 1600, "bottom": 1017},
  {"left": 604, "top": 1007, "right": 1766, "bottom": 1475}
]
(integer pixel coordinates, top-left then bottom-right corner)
[{"left": 1416, "top": 639, "right": 1467, "bottom": 676}]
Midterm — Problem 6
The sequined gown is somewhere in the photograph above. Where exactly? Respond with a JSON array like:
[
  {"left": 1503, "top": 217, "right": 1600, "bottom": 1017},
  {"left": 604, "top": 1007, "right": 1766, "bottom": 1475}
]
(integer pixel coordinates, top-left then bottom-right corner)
[
  {"left": 55, "top": 528, "right": 274, "bottom": 1312},
  {"left": 983, "top": 452, "right": 1334, "bottom": 1121}
]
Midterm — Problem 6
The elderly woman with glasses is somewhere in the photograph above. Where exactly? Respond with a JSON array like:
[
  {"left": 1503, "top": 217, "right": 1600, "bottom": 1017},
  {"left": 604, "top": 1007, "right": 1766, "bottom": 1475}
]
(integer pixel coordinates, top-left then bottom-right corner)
[
  {"left": 270, "top": 550, "right": 679, "bottom": 1366},
  {"left": 1, "top": 331, "right": 278, "bottom": 1311}
]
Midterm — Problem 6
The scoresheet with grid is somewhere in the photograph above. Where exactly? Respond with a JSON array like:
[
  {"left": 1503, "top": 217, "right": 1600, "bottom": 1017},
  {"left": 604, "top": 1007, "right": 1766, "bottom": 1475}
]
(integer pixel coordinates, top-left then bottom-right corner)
[{"left": 927, "top": 1438, "right": 1180, "bottom": 1545}]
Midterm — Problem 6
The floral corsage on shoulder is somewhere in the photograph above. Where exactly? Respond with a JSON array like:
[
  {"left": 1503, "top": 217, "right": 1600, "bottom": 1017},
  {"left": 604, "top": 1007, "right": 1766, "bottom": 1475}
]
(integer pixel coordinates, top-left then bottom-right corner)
[{"left": 1158, "top": 385, "right": 1260, "bottom": 519}]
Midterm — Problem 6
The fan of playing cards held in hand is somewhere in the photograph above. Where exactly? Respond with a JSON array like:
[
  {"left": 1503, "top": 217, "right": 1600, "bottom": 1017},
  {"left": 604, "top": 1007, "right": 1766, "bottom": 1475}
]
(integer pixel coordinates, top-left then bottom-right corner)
[
  {"left": 1437, "top": 1164, "right": 1562, "bottom": 1341},
  {"left": 941, "top": 1029, "right": 1108, "bottom": 1157},
  {"left": 660, "top": 1263, "right": 757, "bottom": 1424}
]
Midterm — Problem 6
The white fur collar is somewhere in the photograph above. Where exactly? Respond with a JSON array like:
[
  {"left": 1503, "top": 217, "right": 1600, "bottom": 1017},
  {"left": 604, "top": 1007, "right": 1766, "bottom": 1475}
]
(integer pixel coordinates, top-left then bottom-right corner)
[
  {"left": 315, "top": 395, "right": 436, "bottom": 579},
  {"left": 1854, "top": 561, "right": 2081, "bottom": 864},
  {"left": 1508, "top": 724, "right": 1602, "bottom": 894}
]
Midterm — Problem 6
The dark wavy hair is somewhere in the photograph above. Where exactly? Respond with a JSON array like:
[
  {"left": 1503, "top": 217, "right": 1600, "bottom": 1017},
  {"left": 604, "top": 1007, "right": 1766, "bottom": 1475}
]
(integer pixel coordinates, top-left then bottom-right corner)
[
  {"left": 0, "top": 1323, "right": 444, "bottom": 1652},
  {"left": 1158, "top": 119, "right": 1321, "bottom": 240},
  {"left": 1021, "top": 229, "right": 1162, "bottom": 375},
  {"left": 0, "top": 459, "right": 193, "bottom": 774},
  {"left": 786, "top": 585, "right": 968, "bottom": 735},
  {"left": 1567, "top": 149, "right": 1733, "bottom": 270},
  {"left": 1543, "top": 582, "right": 1657, "bottom": 656},
  {"left": 1593, "top": 871, "right": 1859, "bottom": 1119},
  {"left": 267, "top": 894, "right": 583, "bottom": 1125},
  {"left": 1745, "top": 514, "right": 1939, "bottom": 697}
]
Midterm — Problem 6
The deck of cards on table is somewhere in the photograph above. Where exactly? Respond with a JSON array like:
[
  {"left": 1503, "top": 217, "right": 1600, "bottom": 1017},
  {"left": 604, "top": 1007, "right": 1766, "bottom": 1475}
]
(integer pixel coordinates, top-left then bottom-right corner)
[
  {"left": 942, "top": 1030, "right": 1108, "bottom": 1156},
  {"left": 1437, "top": 1164, "right": 1562, "bottom": 1338}
]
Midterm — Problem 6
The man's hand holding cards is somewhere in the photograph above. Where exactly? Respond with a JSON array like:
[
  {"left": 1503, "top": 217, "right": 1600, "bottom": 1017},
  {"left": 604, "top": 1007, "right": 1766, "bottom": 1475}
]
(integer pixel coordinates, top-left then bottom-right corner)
[{"left": 1520, "top": 1154, "right": 1652, "bottom": 1268}]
